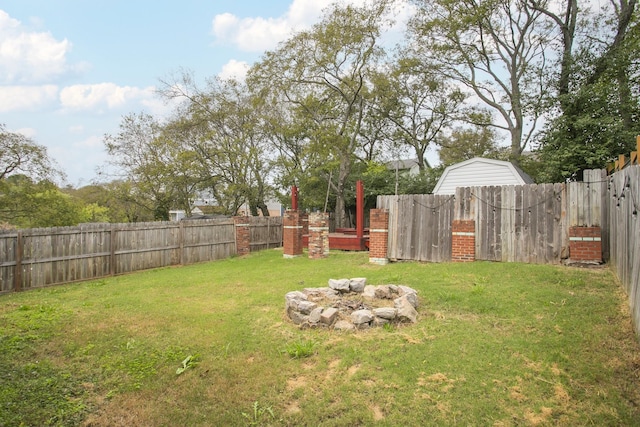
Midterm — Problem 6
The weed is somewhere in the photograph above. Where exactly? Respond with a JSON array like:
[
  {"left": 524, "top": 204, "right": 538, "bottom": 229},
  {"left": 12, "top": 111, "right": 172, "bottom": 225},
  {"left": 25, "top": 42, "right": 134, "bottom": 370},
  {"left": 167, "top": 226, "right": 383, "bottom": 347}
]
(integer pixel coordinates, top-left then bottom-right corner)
[
  {"left": 242, "top": 401, "right": 276, "bottom": 426},
  {"left": 176, "top": 354, "right": 199, "bottom": 375},
  {"left": 382, "top": 322, "right": 395, "bottom": 332},
  {"left": 283, "top": 340, "right": 316, "bottom": 359}
]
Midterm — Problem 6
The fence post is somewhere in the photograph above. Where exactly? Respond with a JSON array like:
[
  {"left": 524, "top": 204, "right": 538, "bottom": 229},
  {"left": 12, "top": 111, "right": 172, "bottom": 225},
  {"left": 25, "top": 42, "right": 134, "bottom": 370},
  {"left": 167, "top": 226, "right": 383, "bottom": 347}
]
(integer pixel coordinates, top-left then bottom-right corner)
[
  {"left": 283, "top": 210, "right": 303, "bottom": 258},
  {"left": 14, "top": 231, "right": 23, "bottom": 292},
  {"left": 234, "top": 216, "right": 251, "bottom": 256},
  {"left": 369, "top": 208, "right": 389, "bottom": 265},
  {"left": 452, "top": 220, "right": 476, "bottom": 262},
  {"left": 109, "top": 224, "right": 116, "bottom": 276},
  {"left": 179, "top": 221, "right": 184, "bottom": 265}
]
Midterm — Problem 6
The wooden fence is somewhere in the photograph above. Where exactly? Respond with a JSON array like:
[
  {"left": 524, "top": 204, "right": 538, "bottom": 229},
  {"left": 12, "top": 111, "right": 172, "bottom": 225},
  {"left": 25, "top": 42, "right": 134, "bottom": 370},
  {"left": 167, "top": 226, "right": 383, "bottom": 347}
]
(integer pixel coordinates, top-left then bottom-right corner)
[
  {"left": 377, "top": 195, "right": 454, "bottom": 262},
  {"left": 0, "top": 217, "right": 282, "bottom": 294},
  {"left": 377, "top": 170, "right": 606, "bottom": 264},
  {"left": 607, "top": 165, "right": 640, "bottom": 339}
]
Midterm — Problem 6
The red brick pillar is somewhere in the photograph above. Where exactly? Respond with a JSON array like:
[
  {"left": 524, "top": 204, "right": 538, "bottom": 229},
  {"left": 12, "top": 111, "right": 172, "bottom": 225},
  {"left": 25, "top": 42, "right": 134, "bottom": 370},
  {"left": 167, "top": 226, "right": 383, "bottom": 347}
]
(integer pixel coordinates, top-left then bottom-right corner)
[
  {"left": 369, "top": 209, "right": 389, "bottom": 265},
  {"left": 283, "top": 210, "right": 303, "bottom": 258},
  {"left": 308, "top": 212, "right": 329, "bottom": 259},
  {"left": 234, "top": 216, "right": 251, "bottom": 256},
  {"left": 452, "top": 220, "right": 475, "bottom": 262},
  {"left": 569, "top": 226, "right": 602, "bottom": 263}
]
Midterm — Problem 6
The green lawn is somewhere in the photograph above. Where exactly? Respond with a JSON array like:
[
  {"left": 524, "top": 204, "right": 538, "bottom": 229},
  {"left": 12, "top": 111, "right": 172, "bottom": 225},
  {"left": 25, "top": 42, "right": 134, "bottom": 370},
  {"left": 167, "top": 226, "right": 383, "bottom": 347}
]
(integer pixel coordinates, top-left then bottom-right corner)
[{"left": 1, "top": 249, "right": 639, "bottom": 426}]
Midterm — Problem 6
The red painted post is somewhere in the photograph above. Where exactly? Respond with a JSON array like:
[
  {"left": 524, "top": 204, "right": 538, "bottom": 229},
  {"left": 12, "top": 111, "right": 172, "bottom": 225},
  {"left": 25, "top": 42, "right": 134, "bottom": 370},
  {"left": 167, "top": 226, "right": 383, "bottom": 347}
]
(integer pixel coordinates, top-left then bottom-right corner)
[{"left": 291, "top": 185, "right": 298, "bottom": 211}]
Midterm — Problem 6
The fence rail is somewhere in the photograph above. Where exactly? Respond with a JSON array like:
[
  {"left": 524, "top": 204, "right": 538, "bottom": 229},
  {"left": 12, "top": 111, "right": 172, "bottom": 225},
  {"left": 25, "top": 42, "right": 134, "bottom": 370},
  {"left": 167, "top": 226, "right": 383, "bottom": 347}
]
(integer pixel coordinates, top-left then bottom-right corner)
[{"left": 0, "top": 217, "right": 282, "bottom": 294}]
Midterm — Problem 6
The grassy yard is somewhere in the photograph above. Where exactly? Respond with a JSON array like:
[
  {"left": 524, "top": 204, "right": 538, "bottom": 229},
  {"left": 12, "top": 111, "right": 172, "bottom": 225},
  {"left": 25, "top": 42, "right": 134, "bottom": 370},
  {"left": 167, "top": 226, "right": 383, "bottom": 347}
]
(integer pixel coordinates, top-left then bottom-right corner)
[{"left": 1, "top": 249, "right": 639, "bottom": 426}]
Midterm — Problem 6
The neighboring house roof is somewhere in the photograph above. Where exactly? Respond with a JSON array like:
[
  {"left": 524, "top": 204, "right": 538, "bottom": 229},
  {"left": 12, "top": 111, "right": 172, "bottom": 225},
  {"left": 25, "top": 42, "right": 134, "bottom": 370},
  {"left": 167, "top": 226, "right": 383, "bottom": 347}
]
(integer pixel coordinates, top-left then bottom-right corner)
[
  {"left": 386, "top": 158, "right": 420, "bottom": 170},
  {"left": 385, "top": 158, "right": 421, "bottom": 176},
  {"left": 433, "top": 157, "right": 534, "bottom": 195}
]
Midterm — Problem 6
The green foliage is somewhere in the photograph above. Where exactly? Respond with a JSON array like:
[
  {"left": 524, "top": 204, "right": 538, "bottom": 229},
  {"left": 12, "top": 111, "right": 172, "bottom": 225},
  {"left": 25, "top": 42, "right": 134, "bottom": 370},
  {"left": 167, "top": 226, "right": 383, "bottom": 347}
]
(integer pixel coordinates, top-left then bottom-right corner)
[
  {"left": 242, "top": 401, "right": 277, "bottom": 426},
  {"left": 535, "top": 71, "right": 640, "bottom": 181},
  {"left": 283, "top": 340, "right": 316, "bottom": 359},
  {"left": 0, "top": 123, "right": 60, "bottom": 181},
  {"left": 176, "top": 354, "right": 199, "bottom": 375},
  {"left": 438, "top": 125, "right": 508, "bottom": 167},
  {"left": 0, "top": 175, "right": 85, "bottom": 228}
]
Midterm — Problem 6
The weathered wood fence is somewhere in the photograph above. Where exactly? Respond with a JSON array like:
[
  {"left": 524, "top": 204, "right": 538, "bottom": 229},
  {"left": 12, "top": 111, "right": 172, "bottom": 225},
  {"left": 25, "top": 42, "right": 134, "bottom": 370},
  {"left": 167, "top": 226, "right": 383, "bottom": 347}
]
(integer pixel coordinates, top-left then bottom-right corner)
[
  {"left": 607, "top": 165, "right": 640, "bottom": 340},
  {"left": 0, "top": 217, "right": 282, "bottom": 294},
  {"left": 378, "top": 170, "right": 607, "bottom": 264}
]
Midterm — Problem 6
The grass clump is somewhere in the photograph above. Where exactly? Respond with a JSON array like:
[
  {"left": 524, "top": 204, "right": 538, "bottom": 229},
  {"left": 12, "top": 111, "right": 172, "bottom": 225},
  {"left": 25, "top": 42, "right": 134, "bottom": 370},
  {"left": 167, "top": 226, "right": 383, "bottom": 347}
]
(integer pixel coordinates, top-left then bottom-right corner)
[
  {"left": 284, "top": 340, "right": 317, "bottom": 359},
  {"left": 0, "top": 250, "right": 639, "bottom": 426}
]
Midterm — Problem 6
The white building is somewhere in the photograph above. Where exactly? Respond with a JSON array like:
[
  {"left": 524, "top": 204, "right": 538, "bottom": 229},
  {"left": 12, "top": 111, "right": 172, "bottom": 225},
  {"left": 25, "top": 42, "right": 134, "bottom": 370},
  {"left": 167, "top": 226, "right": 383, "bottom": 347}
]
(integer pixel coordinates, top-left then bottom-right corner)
[{"left": 433, "top": 157, "right": 534, "bottom": 195}]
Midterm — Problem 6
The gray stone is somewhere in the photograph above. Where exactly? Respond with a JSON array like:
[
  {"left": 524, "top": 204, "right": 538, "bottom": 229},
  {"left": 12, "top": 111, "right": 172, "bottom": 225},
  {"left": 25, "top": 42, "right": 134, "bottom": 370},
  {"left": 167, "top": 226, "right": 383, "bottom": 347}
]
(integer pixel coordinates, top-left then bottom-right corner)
[
  {"left": 320, "top": 307, "right": 339, "bottom": 325},
  {"left": 308, "top": 307, "right": 323, "bottom": 324},
  {"left": 374, "top": 285, "right": 393, "bottom": 299},
  {"left": 285, "top": 291, "right": 307, "bottom": 310},
  {"left": 328, "top": 278, "right": 350, "bottom": 292},
  {"left": 362, "top": 285, "right": 377, "bottom": 299},
  {"left": 333, "top": 320, "right": 356, "bottom": 331},
  {"left": 394, "top": 295, "right": 418, "bottom": 323},
  {"left": 288, "top": 308, "right": 309, "bottom": 325},
  {"left": 398, "top": 286, "right": 419, "bottom": 308},
  {"left": 297, "top": 300, "right": 318, "bottom": 315},
  {"left": 373, "top": 317, "right": 390, "bottom": 326},
  {"left": 351, "top": 309, "right": 374, "bottom": 325},
  {"left": 373, "top": 307, "right": 397, "bottom": 320},
  {"left": 349, "top": 278, "right": 367, "bottom": 293}
]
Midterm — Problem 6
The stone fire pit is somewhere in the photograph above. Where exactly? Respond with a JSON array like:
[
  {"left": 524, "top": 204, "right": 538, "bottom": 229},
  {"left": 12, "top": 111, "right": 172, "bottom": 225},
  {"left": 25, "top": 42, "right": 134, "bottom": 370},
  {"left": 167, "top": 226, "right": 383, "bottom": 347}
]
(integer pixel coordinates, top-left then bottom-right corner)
[{"left": 285, "top": 278, "right": 419, "bottom": 331}]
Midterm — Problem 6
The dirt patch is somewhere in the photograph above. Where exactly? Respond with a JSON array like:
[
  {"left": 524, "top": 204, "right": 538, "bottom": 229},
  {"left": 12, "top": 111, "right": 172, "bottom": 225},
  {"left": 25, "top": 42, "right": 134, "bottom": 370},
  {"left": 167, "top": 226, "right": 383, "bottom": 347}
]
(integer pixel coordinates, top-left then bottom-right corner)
[
  {"left": 82, "top": 393, "right": 154, "bottom": 427},
  {"left": 370, "top": 404, "right": 385, "bottom": 420},
  {"left": 285, "top": 401, "right": 301, "bottom": 414},
  {"left": 347, "top": 364, "right": 361, "bottom": 377},
  {"left": 524, "top": 406, "right": 553, "bottom": 425},
  {"left": 286, "top": 376, "right": 308, "bottom": 391}
]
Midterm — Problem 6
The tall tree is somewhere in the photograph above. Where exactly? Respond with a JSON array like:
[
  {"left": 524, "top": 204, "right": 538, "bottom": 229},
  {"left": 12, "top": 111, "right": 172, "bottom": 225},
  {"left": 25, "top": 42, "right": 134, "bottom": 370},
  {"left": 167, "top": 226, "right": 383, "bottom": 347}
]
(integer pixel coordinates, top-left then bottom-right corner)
[
  {"left": 0, "top": 124, "right": 60, "bottom": 181},
  {"left": 160, "top": 75, "right": 273, "bottom": 216},
  {"left": 437, "top": 125, "right": 507, "bottom": 166},
  {"left": 248, "top": 1, "right": 392, "bottom": 227},
  {"left": 104, "top": 112, "right": 196, "bottom": 220},
  {"left": 409, "top": 0, "right": 552, "bottom": 164},
  {"left": 370, "top": 56, "right": 466, "bottom": 170},
  {"left": 534, "top": 0, "right": 639, "bottom": 181}
]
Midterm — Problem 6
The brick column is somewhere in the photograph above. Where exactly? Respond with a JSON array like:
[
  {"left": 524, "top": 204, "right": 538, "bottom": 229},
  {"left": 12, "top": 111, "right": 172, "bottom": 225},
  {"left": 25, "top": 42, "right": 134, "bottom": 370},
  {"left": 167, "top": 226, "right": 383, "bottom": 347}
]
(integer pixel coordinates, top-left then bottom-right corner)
[
  {"left": 369, "top": 209, "right": 389, "bottom": 265},
  {"left": 283, "top": 210, "right": 303, "bottom": 258},
  {"left": 569, "top": 226, "right": 602, "bottom": 263},
  {"left": 308, "top": 212, "right": 329, "bottom": 259},
  {"left": 452, "top": 220, "right": 475, "bottom": 262},
  {"left": 234, "top": 216, "right": 251, "bottom": 256}
]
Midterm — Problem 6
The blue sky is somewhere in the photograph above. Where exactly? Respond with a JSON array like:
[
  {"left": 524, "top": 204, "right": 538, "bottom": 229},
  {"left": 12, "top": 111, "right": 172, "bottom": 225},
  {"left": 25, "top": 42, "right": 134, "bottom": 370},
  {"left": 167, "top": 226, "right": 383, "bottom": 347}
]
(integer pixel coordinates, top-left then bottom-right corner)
[{"left": 1, "top": 0, "right": 373, "bottom": 186}]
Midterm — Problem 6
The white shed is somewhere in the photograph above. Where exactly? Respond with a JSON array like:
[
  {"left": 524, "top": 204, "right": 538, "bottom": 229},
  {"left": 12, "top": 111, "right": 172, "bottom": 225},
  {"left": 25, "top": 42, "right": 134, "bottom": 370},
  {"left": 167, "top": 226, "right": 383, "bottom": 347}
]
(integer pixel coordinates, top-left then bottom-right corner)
[{"left": 433, "top": 157, "right": 534, "bottom": 195}]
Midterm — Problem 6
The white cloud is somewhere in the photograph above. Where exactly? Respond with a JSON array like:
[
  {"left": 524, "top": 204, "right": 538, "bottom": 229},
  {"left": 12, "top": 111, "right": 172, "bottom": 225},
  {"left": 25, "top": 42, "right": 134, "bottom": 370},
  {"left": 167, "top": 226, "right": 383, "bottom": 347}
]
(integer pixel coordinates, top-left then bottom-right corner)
[
  {"left": 59, "top": 83, "right": 156, "bottom": 112},
  {"left": 0, "top": 10, "right": 73, "bottom": 84},
  {"left": 0, "top": 85, "right": 58, "bottom": 112},
  {"left": 14, "top": 127, "right": 38, "bottom": 138},
  {"left": 68, "top": 125, "right": 84, "bottom": 134},
  {"left": 218, "top": 59, "right": 250, "bottom": 81},
  {"left": 211, "top": 0, "right": 346, "bottom": 52},
  {"left": 212, "top": 0, "right": 406, "bottom": 53},
  {"left": 73, "top": 134, "right": 102, "bottom": 148}
]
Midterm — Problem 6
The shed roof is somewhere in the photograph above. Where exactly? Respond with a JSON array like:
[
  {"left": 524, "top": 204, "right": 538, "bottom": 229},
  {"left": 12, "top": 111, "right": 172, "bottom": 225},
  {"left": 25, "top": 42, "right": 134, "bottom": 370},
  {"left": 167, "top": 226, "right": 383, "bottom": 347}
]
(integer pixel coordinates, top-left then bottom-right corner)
[{"left": 433, "top": 157, "right": 534, "bottom": 195}]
